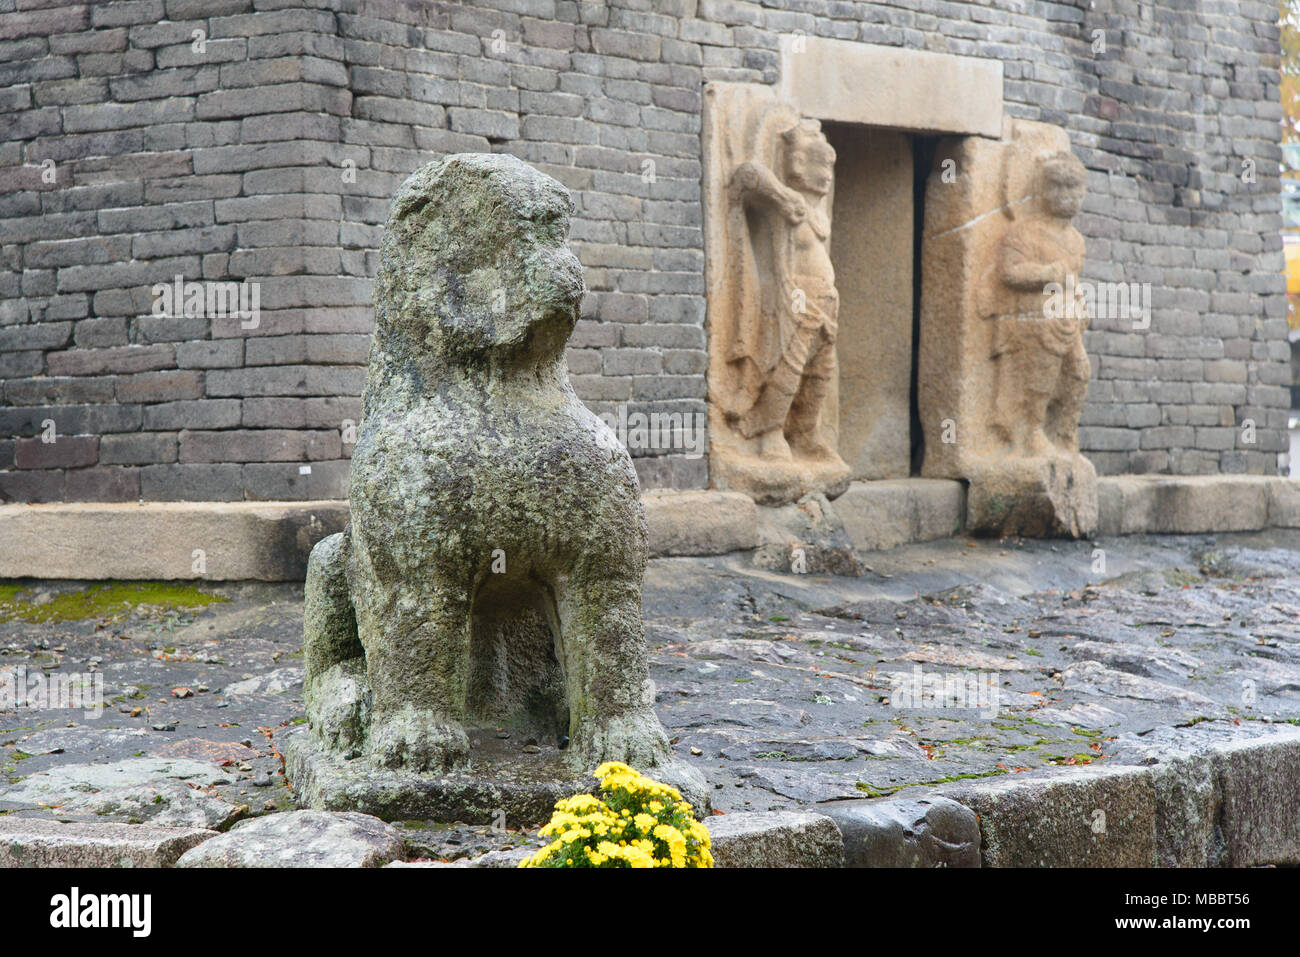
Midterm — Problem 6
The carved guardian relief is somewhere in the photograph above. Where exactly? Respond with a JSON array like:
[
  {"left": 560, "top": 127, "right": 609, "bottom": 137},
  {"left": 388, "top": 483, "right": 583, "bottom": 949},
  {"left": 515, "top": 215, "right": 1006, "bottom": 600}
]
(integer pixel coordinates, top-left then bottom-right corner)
[
  {"left": 704, "top": 84, "right": 851, "bottom": 506},
  {"left": 985, "top": 149, "right": 1091, "bottom": 463},
  {"left": 920, "top": 119, "right": 1098, "bottom": 538}
]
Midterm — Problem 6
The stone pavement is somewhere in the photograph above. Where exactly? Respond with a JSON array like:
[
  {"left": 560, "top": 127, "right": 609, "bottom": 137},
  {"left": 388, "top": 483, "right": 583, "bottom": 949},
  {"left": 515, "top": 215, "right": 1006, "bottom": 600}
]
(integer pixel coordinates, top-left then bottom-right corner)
[{"left": 3, "top": 529, "right": 1299, "bottom": 863}]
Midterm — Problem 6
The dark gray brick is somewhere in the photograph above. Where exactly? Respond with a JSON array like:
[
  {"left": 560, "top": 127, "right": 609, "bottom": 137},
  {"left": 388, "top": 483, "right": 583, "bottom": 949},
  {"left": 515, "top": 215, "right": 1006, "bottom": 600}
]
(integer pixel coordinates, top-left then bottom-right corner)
[
  {"left": 65, "top": 466, "right": 141, "bottom": 502},
  {"left": 140, "top": 463, "right": 243, "bottom": 501},
  {"left": 14, "top": 435, "right": 98, "bottom": 469},
  {"left": 100, "top": 432, "right": 178, "bottom": 465}
]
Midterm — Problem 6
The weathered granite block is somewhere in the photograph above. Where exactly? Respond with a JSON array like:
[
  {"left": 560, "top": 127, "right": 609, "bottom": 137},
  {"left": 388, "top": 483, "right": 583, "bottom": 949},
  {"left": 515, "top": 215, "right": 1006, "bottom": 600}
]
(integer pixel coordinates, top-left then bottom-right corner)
[
  {"left": 176, "top": 810, "right": 405, "bottom": 868},
  {"left": 938, "top": 765, "right": 1157, "bottom": 867},
  {"left": 705, "top": 811, "right": 844, "bottom": 868},
  {"left": 0, "top": 818, "right": 215, "bottom": 868}
]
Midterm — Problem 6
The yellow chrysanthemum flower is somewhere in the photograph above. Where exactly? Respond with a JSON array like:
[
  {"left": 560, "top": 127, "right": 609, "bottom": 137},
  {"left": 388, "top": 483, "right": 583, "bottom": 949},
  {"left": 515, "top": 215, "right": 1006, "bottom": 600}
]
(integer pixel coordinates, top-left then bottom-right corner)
[{"left": 519, "top": 764, "right": 713, "bottom": 868}]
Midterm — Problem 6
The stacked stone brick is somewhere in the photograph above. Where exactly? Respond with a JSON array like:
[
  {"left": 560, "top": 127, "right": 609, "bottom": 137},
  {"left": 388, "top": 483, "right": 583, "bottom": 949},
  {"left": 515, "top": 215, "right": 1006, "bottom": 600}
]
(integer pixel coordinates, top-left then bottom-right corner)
[{"left": 0, "top": 0, "right": 1288, "bottom": 502}]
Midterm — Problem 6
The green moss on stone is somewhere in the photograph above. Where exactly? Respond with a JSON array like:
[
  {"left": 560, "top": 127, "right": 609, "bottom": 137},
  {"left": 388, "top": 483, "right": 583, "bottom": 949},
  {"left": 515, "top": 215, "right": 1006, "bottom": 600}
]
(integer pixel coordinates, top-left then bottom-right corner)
[
  {"left": 0, "top": 581, "right": 226, "bottom": 623},
  {"left": 856, "top": 767, "right": 1010, "bottom": 797}
]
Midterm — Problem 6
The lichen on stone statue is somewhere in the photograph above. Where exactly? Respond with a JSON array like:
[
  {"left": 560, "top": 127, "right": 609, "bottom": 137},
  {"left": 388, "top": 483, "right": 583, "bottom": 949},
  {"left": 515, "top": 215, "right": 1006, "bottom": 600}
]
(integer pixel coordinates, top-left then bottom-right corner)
[{"left": 286, "top": 153, "right": 707, "bottom": 821}]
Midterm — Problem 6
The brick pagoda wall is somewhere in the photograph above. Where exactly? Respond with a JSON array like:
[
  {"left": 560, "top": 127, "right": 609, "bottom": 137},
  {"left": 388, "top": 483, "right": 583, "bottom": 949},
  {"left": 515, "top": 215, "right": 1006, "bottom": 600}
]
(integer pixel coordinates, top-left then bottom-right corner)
[{"left": 0, "top": 0, "right": 1289, "bottom": 502}]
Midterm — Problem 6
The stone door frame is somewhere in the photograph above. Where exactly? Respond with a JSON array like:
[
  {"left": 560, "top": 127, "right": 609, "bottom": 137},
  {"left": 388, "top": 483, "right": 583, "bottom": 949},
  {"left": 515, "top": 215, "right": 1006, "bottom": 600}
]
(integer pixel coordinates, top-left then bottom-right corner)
[{"left": 702, "top": 37, "right": 1006, "bottom": 491}]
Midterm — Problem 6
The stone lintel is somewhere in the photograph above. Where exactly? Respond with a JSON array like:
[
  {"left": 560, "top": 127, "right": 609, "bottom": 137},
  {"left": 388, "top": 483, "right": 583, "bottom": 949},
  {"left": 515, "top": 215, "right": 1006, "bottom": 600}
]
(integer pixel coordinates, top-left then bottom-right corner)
[{"left": 776, "top": 36, "right": 1004, "bottom": 137}]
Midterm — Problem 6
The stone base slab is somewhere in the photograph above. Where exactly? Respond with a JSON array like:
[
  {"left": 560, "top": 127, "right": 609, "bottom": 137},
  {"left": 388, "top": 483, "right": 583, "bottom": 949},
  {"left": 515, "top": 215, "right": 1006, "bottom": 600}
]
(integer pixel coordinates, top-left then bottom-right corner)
[
  {"left": 1096, "top": 474, "right": 1300, "bottom": 535},
  {"left": 710, "top": 451, "right": 851, "bottom": 508},
  {"left": 285, "top": 728, "right": 712, "bottom": 828},
  {"left": 753, "top": 492, "right": 865, "bottom": 576},
  {"left": 0, "top": 501, "right": 348, "bottom": 581},
  {"left": 397, "top": 724, "right": 1300, "bottom": 867},
  {"left": 0, "top": 485, "right": 885, "bottom": 581},
  {"left": 643, "top": 489, "right": 757, "bottom": 556},
  {"left": 933, "top": 727, "right": 1300, "bottom": 867},
  {"left": 284, "top": 729, "right": 592, "bottom": 828},
  {"left": 6, "top": 476, "right": 1300, "bottom": 582},
  {"left": 8, "top": 726, "right": 1299, "bottom": 867},
  {"left": 966, "top": 455, "right": 1099, "bottom": 539},
  {"left": 834, "top": 478, "right": 965, "bottom": 551},
  {"left": 0, "top": 493, "right": 759, "bottom": 581}
]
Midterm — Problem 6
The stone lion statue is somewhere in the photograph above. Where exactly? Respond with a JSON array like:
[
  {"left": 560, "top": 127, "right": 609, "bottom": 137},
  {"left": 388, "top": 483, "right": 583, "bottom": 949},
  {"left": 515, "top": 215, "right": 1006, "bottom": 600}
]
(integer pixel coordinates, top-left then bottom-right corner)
[{"left": 300, "top": 154, "right": 703, "bottom": 804}]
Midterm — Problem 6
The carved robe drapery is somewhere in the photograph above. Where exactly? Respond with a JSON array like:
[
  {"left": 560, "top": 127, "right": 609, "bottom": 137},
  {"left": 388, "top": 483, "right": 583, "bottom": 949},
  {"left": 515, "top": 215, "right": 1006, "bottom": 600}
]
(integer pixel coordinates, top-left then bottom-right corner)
[{"left": 703, "top": 83, "right": 850, "bottom": 506}]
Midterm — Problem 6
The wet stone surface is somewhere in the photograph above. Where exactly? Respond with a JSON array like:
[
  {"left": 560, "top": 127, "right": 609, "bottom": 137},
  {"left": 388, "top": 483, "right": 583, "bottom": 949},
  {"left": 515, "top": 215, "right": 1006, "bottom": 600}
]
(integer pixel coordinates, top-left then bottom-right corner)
[
  {"left": 3, "top": 530, "right": 1300, "bottom": 857},
  {"left": 0, "top": 584, "right": 304, "bottom": 827},
  {"left": 646, "top": 530, "right": 1300, "bottom": 810}
]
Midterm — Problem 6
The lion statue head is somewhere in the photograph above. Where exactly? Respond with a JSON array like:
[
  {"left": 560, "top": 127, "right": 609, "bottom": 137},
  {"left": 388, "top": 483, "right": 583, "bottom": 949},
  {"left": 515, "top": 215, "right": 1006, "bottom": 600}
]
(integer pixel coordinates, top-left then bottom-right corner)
[{"left": 373, "top": 153, "right": 585, "bottom": 368}]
